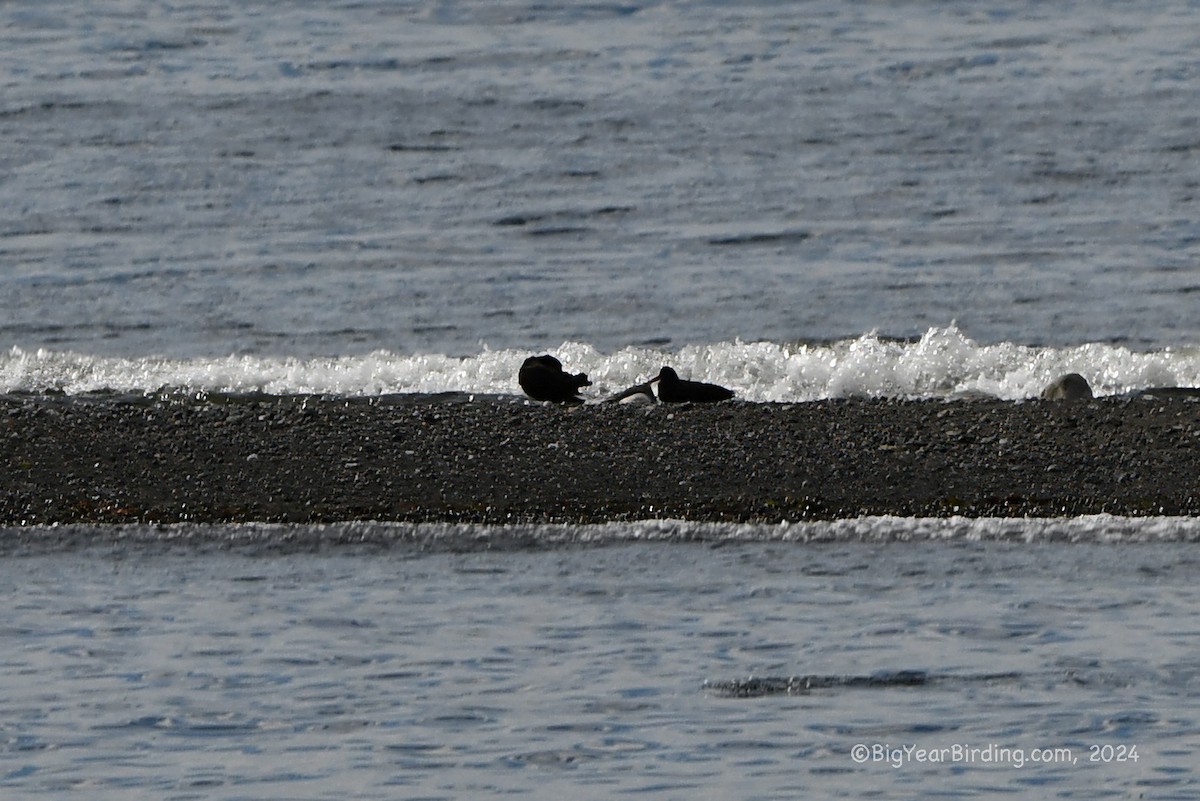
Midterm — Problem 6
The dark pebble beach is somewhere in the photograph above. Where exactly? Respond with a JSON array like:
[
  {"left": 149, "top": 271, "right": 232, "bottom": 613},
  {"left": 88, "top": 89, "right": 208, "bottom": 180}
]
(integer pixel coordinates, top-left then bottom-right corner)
[{"left": 4, "top": 392, "right": 1200, "bottom": 526}]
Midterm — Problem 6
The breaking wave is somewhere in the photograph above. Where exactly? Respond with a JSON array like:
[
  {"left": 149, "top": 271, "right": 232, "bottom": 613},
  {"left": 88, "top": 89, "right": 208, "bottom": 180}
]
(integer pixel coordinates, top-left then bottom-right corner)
[
  {"left": 7, "top": 515, "right": 1200, "bottom": 554},
  {"left": 5, "top": 325, "right": 1200, "bottom": 401}
]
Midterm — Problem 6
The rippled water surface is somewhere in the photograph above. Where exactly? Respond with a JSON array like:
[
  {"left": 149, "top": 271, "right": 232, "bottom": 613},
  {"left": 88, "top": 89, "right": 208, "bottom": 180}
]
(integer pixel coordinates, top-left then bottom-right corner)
[
  {"left": 2, "top": 1, "right": 1199, "bottom": 357},
  {"left": 3, "top": 537, "right": 1198, "bottom": 799}
]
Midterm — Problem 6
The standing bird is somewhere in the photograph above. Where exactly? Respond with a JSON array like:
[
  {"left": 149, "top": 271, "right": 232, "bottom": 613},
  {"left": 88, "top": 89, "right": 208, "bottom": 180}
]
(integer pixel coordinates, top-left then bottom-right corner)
[
  {"left": 649, "top": 366, "right": 734, "bottom": 403},
  {"left": 518, "top": 354, "right": 591, "bottom": 403}
]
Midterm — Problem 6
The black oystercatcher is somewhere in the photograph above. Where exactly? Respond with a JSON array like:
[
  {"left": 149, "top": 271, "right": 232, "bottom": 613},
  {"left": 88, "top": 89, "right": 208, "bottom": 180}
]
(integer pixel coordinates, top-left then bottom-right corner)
[
  {"left": 649, "top": 366, "right": 734, "bottom": 403},
  {"left": 604, "top": 381, "right": 657, "bottom": 404},
  {"left": 518, "top": 354, "right": 591, "bottom": 403}
]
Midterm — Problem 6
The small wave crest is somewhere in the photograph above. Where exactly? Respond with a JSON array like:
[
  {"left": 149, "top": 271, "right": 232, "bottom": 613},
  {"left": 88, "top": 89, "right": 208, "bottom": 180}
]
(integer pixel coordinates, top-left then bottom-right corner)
[
  {"left": 5, "top": 515, "right": 1200, "bottom": 554},
  {"left": 5, "top": 325, "right": 1200, "bottom": 401}
]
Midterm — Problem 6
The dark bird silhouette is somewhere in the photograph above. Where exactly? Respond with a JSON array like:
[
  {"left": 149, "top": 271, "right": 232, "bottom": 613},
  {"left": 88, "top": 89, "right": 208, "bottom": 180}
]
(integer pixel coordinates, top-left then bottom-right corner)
[
  {"left": 604, "top": 381, "right": 657, "bottom": 404},
  {"left": 649, "top": 366, "right": 734, "bottom": 403},
  {"left": 518, "top": 354, "right": 591, "bottom": 403}
]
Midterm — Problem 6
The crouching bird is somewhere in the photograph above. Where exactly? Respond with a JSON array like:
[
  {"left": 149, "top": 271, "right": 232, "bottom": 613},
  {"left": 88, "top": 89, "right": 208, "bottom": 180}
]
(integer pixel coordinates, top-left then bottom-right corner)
[
  {"left": 649, "top": 366, "right": 734, "bottom": 403},
  {"left": 518, "top": 354, "right": 591, "bottom": 403}
]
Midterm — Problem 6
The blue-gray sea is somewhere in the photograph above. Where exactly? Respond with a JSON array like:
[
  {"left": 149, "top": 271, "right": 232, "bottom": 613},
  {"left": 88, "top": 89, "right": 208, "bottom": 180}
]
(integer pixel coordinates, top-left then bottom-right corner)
[
  {"left": 3, "top": 1, "right": 1200, "bottom": 798},
  {"left": 3, "top": 526, "right": 1200, "bottom": 799}
]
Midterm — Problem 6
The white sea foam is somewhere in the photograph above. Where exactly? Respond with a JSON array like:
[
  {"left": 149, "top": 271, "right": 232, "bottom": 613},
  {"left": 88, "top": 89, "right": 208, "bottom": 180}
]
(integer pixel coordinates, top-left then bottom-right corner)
[
  {"left": 403, "top": 514, "right": 1200, "bottom": 546},
  {"left": 7, "top": 514, "right": 1200, "bottom": 553},
  {"left": 6, "top": 326, "right": 1200, "bottom": 401}
]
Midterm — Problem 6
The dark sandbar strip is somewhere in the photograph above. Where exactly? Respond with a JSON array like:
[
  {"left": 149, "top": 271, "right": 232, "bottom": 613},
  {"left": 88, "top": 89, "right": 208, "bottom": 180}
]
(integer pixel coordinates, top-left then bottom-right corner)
[{"left": 3, "top": 394, "right": 1200, "bottom": 525}]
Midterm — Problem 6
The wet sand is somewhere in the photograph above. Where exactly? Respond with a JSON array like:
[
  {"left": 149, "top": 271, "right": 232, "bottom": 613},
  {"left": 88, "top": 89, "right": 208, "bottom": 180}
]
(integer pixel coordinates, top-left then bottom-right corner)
[{"left": 3, "top": 393, "right": 1200, "bottom": 525}]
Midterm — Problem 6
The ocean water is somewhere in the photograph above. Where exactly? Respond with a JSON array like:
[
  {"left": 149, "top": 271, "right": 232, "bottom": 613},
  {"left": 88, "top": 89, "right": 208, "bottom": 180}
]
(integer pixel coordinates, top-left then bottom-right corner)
[
  {"left": 2, "top": 522, "right": 1200, "bottom": 800},
  {"left": 2, "top": 0, "right": 1200, "bottom": 364},
  {"left": 4, "top": 1, "right": 1200, "bottom": 797}
]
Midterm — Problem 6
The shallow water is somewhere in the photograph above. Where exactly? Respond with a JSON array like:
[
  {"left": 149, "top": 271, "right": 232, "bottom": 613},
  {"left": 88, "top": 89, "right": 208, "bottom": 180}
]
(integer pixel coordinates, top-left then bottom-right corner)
[{"left": 2, "top": 531, "right": 1199, "bottom": 799}]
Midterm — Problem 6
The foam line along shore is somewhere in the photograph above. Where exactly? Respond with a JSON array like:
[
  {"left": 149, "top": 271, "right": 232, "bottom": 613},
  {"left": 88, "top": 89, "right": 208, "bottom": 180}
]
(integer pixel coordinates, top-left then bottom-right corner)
[
  {"left": 8, "top": 327, "right": 1200, "bottom": 401},
  {"left": 3, "top": 393, "right": 1199, "bottom": 526}
]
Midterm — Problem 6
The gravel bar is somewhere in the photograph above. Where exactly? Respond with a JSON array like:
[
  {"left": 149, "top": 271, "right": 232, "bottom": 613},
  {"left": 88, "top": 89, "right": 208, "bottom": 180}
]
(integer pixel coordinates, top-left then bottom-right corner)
[{"left": 3, "top": 393, "right": 1200, "bottom": 525}]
